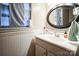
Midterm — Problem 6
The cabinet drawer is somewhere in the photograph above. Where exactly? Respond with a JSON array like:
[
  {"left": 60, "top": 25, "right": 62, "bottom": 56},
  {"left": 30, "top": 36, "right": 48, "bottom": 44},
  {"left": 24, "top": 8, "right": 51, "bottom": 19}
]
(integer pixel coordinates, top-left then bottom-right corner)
[{"left": 36, "top": 38, "right": 74, "bottom": 56}]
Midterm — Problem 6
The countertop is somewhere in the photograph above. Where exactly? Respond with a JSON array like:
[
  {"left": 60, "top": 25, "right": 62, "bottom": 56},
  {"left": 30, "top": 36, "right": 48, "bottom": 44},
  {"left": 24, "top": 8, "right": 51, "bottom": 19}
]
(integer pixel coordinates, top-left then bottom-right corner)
[{"left": 35, "top": 34, "right": 78, "bottom": 54}]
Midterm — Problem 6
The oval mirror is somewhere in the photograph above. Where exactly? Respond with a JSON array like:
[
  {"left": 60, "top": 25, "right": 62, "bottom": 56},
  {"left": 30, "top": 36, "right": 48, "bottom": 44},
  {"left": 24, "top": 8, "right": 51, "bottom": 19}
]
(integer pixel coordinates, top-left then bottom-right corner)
[{"left": 47, "top": 4, "right": 75, "bottom": 29}]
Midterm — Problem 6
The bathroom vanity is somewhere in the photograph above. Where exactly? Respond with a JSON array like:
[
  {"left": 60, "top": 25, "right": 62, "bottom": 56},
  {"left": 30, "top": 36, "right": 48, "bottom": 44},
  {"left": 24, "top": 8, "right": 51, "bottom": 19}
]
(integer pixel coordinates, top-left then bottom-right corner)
[
  {"left": 27, "top": 3, "right": 79, "bottom": 56},
  {"left": 34, "top": 34, "right": 77, "bottom": 56}
]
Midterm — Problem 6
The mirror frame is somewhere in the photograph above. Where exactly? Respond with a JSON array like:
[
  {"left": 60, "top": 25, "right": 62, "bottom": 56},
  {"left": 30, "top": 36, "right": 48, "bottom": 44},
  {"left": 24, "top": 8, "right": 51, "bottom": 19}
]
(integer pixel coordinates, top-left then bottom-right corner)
[{"left": 47, "top": 4, "right": 74, "bottom": 29}]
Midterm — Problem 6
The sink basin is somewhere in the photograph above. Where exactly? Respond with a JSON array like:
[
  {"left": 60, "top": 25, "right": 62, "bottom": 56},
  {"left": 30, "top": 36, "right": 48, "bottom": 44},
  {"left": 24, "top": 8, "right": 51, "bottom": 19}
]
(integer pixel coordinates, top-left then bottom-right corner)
[
  {"left": 46, "top": 34, "right": 79, "bottom": 46},
  {"left": 38, "top": 34, "right": 68, "bottom": 42},
  {"left": 38, "top": 34, "right": 79, "bottom": 46}
]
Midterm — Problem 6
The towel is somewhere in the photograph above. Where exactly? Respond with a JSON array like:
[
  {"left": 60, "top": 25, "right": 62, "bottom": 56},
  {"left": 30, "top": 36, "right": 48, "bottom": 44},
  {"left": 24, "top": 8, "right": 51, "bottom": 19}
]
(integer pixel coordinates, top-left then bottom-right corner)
[{"left": 68, "top": 20, "right": 79, "bottom": 41}]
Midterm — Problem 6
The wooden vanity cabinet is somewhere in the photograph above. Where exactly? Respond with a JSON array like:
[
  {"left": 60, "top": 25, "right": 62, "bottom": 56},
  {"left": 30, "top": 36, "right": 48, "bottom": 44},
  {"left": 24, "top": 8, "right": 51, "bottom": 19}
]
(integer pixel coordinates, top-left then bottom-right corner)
[{"left": 35, "top": 37, "right": 75, "bottom": 56}]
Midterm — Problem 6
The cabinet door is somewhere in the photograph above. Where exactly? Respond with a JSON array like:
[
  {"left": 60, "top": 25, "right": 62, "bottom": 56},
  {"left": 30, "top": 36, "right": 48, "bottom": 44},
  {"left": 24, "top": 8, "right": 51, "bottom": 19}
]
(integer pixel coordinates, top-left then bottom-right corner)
[{"left": 35, "top": 45, "right": 46, "bottom": 56}]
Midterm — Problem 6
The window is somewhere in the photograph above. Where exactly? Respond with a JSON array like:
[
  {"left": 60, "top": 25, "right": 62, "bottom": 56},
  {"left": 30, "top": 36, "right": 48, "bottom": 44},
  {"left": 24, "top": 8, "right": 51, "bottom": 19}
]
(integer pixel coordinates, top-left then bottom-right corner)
[
  {"left": 0, "top": 3, "right": 31, "bottom": 27},
  {"left": 0, "top": 3, "right": 9, "bottom": 27}
]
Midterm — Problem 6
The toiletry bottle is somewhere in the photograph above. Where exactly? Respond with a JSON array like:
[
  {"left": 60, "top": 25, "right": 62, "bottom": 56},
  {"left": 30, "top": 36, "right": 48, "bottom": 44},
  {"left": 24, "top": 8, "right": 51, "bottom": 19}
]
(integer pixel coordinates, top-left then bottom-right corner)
[{"left": 64, "top": 31, "right": 67, "bottom": 38}]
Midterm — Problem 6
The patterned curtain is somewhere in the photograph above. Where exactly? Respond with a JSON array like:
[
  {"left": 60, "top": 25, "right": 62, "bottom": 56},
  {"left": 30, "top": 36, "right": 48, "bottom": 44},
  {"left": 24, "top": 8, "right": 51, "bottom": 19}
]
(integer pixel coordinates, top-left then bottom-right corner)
[{"left": 9, "top": 3, "right": 24, "bottom": 26}]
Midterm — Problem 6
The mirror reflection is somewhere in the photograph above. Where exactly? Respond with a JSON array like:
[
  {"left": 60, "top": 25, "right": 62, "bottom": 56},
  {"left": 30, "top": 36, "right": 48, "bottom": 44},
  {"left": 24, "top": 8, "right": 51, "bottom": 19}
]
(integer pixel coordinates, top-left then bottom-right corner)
[{"left": 47, "top": 3, "right": 79, "bottom": 28}]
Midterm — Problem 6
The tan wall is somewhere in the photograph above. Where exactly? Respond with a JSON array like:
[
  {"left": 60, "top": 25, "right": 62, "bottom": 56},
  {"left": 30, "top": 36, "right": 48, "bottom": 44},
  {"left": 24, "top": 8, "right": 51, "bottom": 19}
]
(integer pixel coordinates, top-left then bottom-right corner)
[
  {"left": 31, "top": 3, "right": 47, "bottom": 30},
  {"left": 0, "top": 28, "right": 33, "bottom": 56}
]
